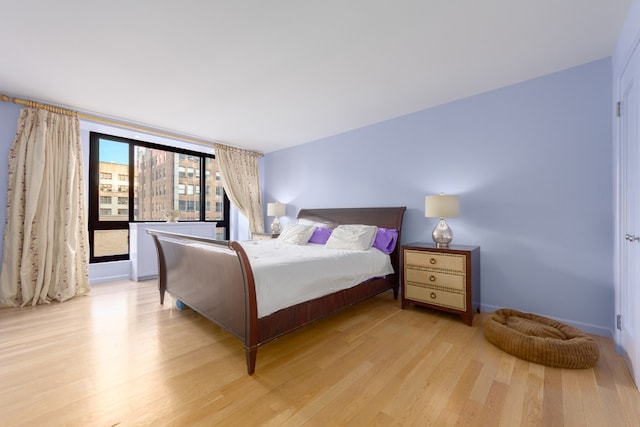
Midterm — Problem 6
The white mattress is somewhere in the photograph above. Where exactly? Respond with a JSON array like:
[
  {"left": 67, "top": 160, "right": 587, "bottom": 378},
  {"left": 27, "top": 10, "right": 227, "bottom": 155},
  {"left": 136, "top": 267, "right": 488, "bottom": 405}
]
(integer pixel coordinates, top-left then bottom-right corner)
[{"left": 239, "top": 239, "right": 394, "bottom": 318}]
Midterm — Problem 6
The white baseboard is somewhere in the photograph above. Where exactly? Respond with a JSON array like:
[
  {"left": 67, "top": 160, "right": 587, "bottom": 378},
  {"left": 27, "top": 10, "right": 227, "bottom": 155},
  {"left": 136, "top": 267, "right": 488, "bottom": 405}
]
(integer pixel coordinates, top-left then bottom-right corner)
[{"left": 480, "top": 303, "right": 613, "bottom": 338}]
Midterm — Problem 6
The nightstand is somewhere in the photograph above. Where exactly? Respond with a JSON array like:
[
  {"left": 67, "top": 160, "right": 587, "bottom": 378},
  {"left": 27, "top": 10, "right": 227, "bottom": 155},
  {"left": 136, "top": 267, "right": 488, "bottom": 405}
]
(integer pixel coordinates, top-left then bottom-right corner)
[
  {"left": 401, "top": 242, "right": 480, "bottom": 326},
  {"left": 251, "top": 232, "right": 279, "bottom": 240}
]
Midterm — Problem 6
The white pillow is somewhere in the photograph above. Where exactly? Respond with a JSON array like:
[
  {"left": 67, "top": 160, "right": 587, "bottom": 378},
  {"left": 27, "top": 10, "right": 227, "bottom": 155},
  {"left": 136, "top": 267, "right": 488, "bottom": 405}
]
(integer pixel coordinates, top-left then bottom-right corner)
[
  {"left": 277, "top": 224, "right": 316, "bottom": 245},
  {"left": 325, "top": 224, "right": 378, "bottom": 251}
]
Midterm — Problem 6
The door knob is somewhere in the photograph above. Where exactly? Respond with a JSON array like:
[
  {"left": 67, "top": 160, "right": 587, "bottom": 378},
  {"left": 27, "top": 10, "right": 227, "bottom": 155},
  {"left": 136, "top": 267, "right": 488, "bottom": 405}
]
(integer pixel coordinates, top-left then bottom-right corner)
[{"left": 625, "top": 234, "right": 640, "bottom": 242}]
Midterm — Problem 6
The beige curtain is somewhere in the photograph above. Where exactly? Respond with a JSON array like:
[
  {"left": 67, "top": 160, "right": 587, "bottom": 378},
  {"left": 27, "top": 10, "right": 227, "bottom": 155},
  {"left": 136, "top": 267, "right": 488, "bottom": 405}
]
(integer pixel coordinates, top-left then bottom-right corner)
[
  {"left": 214, "top": 144, "right": 265, "bottom": 234},
  {"left": 0, "top": 107, "right": 90, "bottom": 307}
]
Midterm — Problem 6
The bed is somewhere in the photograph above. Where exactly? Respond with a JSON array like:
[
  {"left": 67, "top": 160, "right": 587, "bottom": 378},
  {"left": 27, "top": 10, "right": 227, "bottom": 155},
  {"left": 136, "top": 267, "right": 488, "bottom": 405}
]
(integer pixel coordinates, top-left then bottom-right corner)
[{"left": 147, "top": 206, "right": 406, "bottom": 374}]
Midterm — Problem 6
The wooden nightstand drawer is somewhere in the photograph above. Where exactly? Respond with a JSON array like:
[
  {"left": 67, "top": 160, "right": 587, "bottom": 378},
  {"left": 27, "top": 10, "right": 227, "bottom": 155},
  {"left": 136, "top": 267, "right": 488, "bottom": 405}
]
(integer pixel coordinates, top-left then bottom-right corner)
[
  {"left": 405, "top": 284, "right": 466, "bottom": 311},
  {"left": 404, "top": 250, "right": 465, "bottom": 272},
  {"left": 404, "top": 268, "right": 465, "bottom": 291}
]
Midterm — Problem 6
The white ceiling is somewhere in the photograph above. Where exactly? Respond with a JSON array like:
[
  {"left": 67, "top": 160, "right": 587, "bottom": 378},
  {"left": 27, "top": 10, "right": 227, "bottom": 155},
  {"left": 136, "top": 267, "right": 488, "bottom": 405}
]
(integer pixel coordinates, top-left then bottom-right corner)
[{"left": 0, "top": 1, "right": 631, "bottom": 153}]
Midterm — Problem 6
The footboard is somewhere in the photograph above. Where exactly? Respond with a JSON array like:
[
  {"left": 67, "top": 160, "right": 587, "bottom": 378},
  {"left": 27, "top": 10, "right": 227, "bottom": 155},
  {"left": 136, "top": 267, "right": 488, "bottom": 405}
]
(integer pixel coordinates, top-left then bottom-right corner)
[{"left": 147, "top": 230, "right": 256, "bottom": 342}]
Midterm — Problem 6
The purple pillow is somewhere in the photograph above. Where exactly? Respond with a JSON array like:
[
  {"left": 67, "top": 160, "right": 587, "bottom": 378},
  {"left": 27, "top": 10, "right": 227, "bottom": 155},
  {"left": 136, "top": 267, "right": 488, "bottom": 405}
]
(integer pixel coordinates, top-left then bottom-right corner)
[
  {"left": 372, "top": 228, "right": 398, "bottom": 254},
  {"left": 308, "top": 227, "right": 333, "bottom": 244}
]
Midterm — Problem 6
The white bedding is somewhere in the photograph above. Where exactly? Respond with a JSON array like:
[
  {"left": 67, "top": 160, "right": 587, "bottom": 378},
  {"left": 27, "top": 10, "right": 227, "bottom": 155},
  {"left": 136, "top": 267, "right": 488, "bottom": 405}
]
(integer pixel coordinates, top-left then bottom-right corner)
[{"left": 238, "top": 239, "right": 394, "bottom": 318}]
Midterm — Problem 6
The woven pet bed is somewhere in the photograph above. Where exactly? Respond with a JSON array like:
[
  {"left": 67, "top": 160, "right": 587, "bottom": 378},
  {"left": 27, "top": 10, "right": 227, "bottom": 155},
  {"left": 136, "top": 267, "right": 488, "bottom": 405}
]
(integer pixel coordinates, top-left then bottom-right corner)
[{"left": 483, "top": 309, "right": 599, "bottom": 369}]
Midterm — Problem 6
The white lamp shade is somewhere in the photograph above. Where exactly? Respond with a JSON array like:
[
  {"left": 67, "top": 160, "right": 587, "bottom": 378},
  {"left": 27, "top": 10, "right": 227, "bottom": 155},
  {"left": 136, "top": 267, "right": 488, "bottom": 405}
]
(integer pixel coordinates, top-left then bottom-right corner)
[
  {"left": 267, "top": 202, "right": 286, "bottom": 217},
  {"left": 425, "top": 194, "right": 459, "bottom": 218}
]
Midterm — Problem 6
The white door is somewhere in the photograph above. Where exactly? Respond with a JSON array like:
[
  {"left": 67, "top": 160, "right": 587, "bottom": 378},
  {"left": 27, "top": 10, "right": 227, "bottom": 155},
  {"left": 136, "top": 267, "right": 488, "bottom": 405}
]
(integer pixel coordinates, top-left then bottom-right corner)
[{"left": 618, "top": 43, "right": 640, "bottom": 388}]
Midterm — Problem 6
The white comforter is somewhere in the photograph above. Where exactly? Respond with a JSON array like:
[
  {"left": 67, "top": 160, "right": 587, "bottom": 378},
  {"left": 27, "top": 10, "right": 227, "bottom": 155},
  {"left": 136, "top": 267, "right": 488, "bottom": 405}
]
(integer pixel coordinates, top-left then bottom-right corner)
[{"left": 239, "top": 239, "right": 394, "bottom": 318}]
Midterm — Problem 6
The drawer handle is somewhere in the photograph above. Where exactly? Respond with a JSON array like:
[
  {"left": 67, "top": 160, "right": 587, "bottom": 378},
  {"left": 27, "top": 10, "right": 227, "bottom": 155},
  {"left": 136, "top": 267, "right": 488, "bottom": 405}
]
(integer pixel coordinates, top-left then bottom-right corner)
[
  {"left": 429, "top": 258, "right": 436, "bottom": 265},
  {"left": 430, "top": 292, "right": 437, "bottom": 300},
  {"left": 429, "top": 275, "right": 436, "bottom": 282}
]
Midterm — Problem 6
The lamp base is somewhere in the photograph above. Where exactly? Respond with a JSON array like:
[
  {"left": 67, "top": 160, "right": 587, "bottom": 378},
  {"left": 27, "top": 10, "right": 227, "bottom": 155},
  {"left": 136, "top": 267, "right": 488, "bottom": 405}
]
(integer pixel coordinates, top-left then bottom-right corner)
[
  {"left": 432, "top": 218, "right": 453, "bottom": 248},
  {"left": 271, "top": 217, "right": 281, "bottom": 234}
]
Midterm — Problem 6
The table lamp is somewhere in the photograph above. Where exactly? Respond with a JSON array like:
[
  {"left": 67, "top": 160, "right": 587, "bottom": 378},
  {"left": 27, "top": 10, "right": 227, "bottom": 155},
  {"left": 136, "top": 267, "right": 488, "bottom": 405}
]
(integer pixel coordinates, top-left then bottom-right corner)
[
  {"left": 267, "top": 202, "right": 286, "bottom": 234},
  {"left": 425, "top": 193, "right": 459, "bottom": 248}
]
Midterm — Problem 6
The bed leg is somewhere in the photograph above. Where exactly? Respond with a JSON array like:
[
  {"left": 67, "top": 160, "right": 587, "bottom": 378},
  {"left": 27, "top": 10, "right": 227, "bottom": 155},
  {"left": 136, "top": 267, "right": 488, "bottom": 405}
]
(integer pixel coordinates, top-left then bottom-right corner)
[
  {"left": 392, "top": 282, "right": 400, "bottom": 300},
  {"left": 245, "top": 346, "right": 257, "bottom": 375}
]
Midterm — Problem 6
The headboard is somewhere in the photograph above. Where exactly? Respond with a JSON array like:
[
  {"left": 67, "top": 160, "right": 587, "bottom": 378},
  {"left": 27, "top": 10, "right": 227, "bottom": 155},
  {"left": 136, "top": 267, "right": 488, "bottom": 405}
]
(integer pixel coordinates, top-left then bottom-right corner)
[
  {"left": 296, "top": 206, "right": 407, "bottom": 283},
  {"left": 296, "top": 207, "right": 406, "bottom": 231}
]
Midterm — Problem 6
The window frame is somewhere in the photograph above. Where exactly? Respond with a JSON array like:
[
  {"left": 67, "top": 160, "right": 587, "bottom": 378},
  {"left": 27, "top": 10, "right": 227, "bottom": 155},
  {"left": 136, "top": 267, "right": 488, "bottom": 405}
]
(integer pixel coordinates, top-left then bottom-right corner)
[{"left": 88, "top": 132, "right": 230, "bottom": 263}]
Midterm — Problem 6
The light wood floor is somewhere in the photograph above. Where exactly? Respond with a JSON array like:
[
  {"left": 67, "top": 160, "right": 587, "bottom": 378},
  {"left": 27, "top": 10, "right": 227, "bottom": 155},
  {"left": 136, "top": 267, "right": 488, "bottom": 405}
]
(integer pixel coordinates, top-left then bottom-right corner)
[{"left": 1, "top": 280, "right": 639, "bottom": 427}]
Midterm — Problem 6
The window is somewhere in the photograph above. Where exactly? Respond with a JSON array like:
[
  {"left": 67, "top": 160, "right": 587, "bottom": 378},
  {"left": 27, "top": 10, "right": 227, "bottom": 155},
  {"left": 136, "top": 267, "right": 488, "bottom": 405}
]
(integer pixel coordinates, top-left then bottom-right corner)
[{"left": 89, "top": 132, "right": 229, "bottom": 263}]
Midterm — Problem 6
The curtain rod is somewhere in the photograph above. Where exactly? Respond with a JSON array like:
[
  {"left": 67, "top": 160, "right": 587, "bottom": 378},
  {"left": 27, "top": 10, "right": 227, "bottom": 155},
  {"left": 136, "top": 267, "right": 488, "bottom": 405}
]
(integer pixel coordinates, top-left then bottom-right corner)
[{"left": 0, "top": 93, "right": 264, "bottom": 157}]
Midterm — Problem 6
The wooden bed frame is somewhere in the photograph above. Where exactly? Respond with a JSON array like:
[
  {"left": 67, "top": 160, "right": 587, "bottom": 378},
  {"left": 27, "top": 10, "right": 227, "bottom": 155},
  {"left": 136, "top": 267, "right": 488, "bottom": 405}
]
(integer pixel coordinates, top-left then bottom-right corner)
[{"left": 147, "top": 206, "right": 406, "bottom": 374}]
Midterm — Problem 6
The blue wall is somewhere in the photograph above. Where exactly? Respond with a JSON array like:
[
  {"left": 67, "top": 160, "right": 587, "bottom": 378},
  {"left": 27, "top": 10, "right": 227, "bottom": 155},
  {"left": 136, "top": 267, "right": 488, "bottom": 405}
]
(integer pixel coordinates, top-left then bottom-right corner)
[
  {"left": 0, "top": 102, "right": 22, "bottom": 266},
  {"left": 264, "top": 58, "right": 614, "bottom": 336}
]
